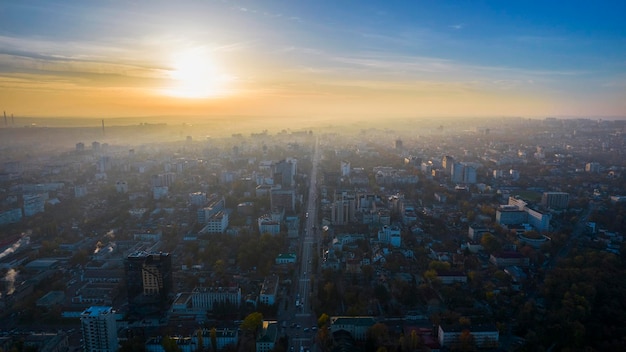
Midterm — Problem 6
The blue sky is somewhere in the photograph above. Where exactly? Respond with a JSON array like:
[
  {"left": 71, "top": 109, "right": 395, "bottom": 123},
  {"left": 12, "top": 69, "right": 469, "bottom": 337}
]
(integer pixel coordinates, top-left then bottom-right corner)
[{"left": 0, "top": 0, "right": 624, "bottom": 118}]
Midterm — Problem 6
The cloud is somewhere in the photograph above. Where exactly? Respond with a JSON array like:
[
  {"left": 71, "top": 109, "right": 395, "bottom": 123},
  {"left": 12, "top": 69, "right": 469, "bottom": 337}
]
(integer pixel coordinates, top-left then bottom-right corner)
[{"left": 450, "top": 24, "right": 464, "bottom": 30}]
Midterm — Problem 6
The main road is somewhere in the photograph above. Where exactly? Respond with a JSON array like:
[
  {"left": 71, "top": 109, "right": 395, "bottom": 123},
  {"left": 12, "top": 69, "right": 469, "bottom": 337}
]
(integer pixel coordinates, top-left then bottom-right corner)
[{"left": 288, "top": 137, "right": 321, "bottom": 352}]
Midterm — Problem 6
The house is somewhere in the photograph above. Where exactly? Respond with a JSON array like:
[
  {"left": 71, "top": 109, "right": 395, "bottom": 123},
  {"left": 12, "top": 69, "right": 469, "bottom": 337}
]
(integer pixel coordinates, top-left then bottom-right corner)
[{"left": 275, "top": 253, "right": 297, "bottom": 264}]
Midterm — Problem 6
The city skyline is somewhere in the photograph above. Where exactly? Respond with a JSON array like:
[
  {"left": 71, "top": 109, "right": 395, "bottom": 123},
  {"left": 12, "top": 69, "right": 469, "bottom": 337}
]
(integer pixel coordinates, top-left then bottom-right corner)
[{"left": 1, "top": 0, "right": 625, "bottom": 119}]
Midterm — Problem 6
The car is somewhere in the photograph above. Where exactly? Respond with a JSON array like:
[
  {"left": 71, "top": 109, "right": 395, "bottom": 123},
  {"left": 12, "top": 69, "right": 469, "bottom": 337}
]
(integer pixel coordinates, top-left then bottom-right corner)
[
  {"left": 304, "top": 328, "right": 310, "bottom": 333},
  {"left": 311, "top": 326, "right": 317, "bottom": 331}
]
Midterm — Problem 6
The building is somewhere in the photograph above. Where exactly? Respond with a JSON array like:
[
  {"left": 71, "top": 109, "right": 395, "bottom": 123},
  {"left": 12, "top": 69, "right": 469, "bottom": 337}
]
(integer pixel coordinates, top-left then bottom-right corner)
[
  {"left": 489, "top": 252, "right": 530, "bottom": 268},
  {"left": 468, "top": 225, "right": 491, "bottom": 242},
  {"left": 256, "top": 321, "right": 279, "bottom": 352},
  {"left": 541, "top": 192, "right": 569, "bottom": 210},
  {"left": 201, "top": 211, "right": 229, "bottom": 234},
  {"left": 23, "top": 194, "right": 45, "bottom": 217},
  {"left": 74, "top": 185, "right": 87, "bottom": 198},
  {"left": 585, "top": 162, "right": 601, "bottom": 173},
  {"left": 191, "top": 286, "right": 242, "bottom": 310},
  {"left": 437, "top": 323, "right": 499, "bottom": 349},
  {"left": 115, "top": 181, "right": 128, "bottom": 194},
  {"left": 436, "top": 271, "right": 468, "bottom": 285},
  {"left": 189, "top": 192, "right": 207, "bottom": 206},
  {"left": 340, "top": 160, "right": 351, "bottom": 177},
  {"left": 151, "top": 172, "right": 176, "bottom": 187},
  {"left": 125, "top": 252, "right": 172, "bottom": 316},
  {"left": 259, "top": 276, "right": 279, "bottom": 305},
  {"left": 495, "top": 205, "right": 527, "bottom": 226},
  {"left": 80, "top": 306, "right": 118, "bottom": 352},
  {"left": 442, "top": 155, "right": 455, "bottom": 175},
  {"left": 270, "top": 188, "right": 296, "bottom": 213},
  {"left": 258, "top": 215, "right": 281, "bottom": 236},
  {"left": 23, "top": 331, "right": 69, "bottom": 352},
  {"left": 331, "top": 191, "right": 357, "bottom": 225},
  {"left": 329, "top": 316, "right": 376, "bottom": 341},
  {"left": 193, "top": 328, "right": 238, "bottom": 351},
  {"left": 275, "top": 253, "right": 297, "bottom": 264},
  {"left": 0, "top": 208, "right": 22, "bottom": 225},
  {"left": 198, "top": 196, "right": 226, "bottom": 224},
  {"left": 377, "top": 225, "right": 401, "bottom": 247},
  {"left": 526, "top": 208, "right": 551, "bottom": 232},
  {"left": 274, "top": 158, "right": 297, "bottom": 188},
  {"left": 152, "top": 186, "right": 168, "bottom": 200}
]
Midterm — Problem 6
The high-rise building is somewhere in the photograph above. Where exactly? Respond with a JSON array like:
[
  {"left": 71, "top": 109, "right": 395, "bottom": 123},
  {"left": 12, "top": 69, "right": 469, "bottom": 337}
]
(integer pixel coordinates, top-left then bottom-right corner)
[
  {"left": 125, "top": 252, "right": 172, "bottom": 317},
  {"left": 340, "top": 160, "right": 351, "bottom": 177},
  {"left": 80, "top": 306, "right": 118, "bottom": 352},
  {"left": 274, "top": 158, "right": 297, "bottom": 188},
  {"left": 442, "top": 155, "right": 455, "bottom": 175},
  {"left": 331, "top": 191, "right": 357, "bottom": 225}
]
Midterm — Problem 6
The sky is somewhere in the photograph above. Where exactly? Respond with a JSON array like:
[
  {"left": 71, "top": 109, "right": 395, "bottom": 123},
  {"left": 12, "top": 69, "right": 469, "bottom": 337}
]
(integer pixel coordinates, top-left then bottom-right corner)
[{"left": 0, "top": 0, "right": 625, "bottom": 120}]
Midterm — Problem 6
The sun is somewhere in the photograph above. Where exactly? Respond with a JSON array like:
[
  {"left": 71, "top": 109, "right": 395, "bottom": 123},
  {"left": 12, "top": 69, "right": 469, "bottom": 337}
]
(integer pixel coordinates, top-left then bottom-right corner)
[{"left": 164, "top": 48, "right": 227, "bottom": 99}]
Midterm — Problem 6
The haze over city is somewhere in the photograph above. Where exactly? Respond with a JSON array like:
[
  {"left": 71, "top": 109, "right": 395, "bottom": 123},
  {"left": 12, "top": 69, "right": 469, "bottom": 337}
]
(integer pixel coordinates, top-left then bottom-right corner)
[
  {"left": 1, "top": 0, "right": 625, "bottom": 122},
  {"left": 1, "top": 2, "right": 626, "bottom": 352}
]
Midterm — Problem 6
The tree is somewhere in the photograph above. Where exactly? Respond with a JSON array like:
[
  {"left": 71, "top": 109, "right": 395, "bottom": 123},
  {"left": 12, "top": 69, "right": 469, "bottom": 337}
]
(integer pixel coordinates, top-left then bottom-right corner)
[
  {"left": 211, "top": 327, "right": 218, "bottom": 352},
  {"left": 318, "top": 313, "right": 330, "bottom": 328},
  {"left": 196, "top": 329, "right": 204, "bottom": 352},
  {"left": 162, "top": 335, "right": 181, "bottom": 352},
  {"left": 480, "top": 233, "right": 501, "bottom": 253},
  {"left": 240, "top": 312, "right": 263, "bottom": 336}
]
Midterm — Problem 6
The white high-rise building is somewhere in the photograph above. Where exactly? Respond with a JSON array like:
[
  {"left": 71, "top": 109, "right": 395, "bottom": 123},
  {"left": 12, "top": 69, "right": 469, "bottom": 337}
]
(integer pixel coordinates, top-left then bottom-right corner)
[
  {"left": 340, "top": 160, "right": 351, "bottom": 177},
  {"left": 80, "top": 306, "right": 118, "bottom": 352}
]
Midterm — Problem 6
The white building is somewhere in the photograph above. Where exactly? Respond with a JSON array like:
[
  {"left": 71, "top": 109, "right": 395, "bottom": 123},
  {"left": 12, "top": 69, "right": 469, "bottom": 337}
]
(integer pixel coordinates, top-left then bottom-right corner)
[
  {"left": 115, "top": 181, "right": 128, "bottom": 194},
  {"left": 258, "top": 215, "right": 281, "bottom": 236},
  {"left": 80, "top": 306, "right": 118, "bottom": 352},
  {"left": 340, "top": 160, "right": 351, "bottom": 177},
  {"left": 377, "top": 225, "right": 401, "bottom": 247},
  {"left": 201, "top": 211, "right": 229, "bottom": 234},
  {"left": 437, "top": 324, "right": 499, "bottom": 349},
  {"left": 191, "top": 286, "right": 241, "bottom": 310}
]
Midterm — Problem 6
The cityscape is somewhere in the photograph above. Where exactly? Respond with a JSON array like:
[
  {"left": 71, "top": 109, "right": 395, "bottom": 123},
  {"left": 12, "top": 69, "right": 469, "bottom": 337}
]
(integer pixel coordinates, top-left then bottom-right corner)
[
  {"left": 0, "top": 117, "right": 625, "bottom": 351},
  {"left": 1, "top": 1, "right": 625, "bottom": 352}
]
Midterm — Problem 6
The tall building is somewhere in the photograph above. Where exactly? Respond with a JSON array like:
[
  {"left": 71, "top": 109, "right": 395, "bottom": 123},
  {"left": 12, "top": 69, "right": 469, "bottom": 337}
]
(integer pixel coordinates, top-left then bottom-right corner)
[
  {"left": 331, "top": 191, "right": 357, "bottom": 225},
  {"left": 80, "top": 306, "right": 118, "bottom": 352},
  {"left": 125, "top": 252, "right": 172, "bottom": 317},
  {"left": 274, "top": 158, "right": 297, "bottom": 188},
  {"left": 442, "top": 155, "right": 455, "bottom": 175},
  {"left": 340, "top": 160, "right": 351, "bottom": 177}
]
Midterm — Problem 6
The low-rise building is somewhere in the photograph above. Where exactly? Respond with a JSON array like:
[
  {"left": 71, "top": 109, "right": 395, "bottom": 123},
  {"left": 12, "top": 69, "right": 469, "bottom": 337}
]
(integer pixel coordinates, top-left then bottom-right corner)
[
  {"left": 256, "top": 321, "right": 279, "bottom": 352},
  {"left": 329, "top": 316, "right": 376, "bottom": 341},
  {"left": 438, "top": 323, "right": 499, "bottom": 349}
]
